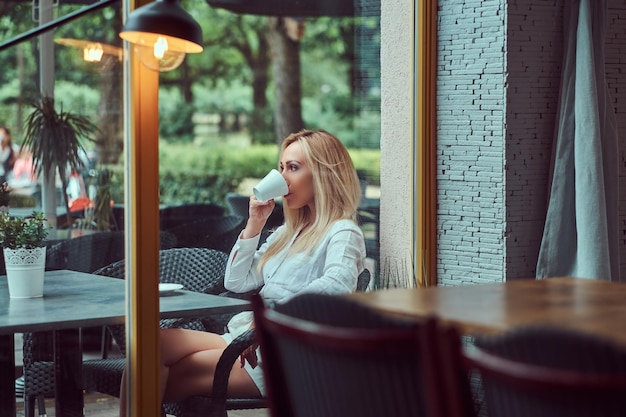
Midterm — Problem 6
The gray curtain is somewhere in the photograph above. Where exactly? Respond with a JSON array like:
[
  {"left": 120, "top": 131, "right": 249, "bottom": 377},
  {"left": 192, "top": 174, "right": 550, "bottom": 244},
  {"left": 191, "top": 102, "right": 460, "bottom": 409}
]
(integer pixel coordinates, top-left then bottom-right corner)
[{"left": 536, "top": 0, "right": 619, "bottom": 281}]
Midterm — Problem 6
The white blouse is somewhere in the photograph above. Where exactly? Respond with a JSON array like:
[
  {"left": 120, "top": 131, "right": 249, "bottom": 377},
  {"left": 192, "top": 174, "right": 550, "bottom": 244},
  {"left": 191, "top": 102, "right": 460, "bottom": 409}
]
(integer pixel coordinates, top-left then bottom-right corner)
[{"left": 224, "top": 219, "right": 367, "bottom": 305}]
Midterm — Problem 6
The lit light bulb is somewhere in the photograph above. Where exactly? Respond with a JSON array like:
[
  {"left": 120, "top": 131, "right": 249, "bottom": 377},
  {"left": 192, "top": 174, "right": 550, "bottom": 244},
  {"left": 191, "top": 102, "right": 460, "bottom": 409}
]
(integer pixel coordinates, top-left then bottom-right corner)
[
  {"left": 83, "top": 43, "right": 104, "bottom": 62},
  {"left": 153, "top": 36, "right": 168, "bottom": 59},
  {"left": 134, "top": 42, "right": 186, "bottom": 72}
]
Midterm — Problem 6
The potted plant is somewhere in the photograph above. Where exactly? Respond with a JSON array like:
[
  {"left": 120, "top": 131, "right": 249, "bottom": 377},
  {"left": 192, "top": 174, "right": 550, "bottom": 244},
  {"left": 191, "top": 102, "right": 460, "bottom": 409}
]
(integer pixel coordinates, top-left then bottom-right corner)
[
  {"left": 22, "top": 96, "right": 97, "bottom": 227},
  {"left": 0, "top": 182, "right": 10, "bottom": 212},
  {"left": 0, "top": 211, "right": 50, "bottom": 298}
]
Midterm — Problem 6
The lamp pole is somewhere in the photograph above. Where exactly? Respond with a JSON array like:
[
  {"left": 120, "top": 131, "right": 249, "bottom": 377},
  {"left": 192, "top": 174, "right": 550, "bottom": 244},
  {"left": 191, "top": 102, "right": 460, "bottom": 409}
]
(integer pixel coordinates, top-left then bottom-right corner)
[{"left": 123, "top": 0, "right": 162, "bottom": 415}]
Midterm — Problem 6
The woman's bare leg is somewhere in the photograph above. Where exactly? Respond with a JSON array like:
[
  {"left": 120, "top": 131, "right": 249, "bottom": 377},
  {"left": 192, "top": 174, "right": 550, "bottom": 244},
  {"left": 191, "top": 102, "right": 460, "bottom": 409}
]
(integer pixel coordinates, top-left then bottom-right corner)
[
  {"left": 119, "top": 328, "right": 260, "bottom": 416},
  {"left": 161, "top": 328, "right": 260, "bottom": 402}
]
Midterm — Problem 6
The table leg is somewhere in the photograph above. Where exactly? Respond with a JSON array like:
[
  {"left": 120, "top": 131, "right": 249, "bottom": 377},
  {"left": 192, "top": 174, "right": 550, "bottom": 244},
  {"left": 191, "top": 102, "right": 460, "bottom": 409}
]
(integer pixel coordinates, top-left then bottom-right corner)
[
  {"left": 54, "top": 328, "right": 83, "bottom": 417},
  {"left": 0, "top": 334, "right": 16, "bottom": 416}
]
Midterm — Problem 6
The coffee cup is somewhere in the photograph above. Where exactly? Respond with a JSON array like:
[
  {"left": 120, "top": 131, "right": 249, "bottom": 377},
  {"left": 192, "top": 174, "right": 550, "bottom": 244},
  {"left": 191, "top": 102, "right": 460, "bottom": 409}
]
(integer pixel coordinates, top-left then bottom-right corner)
[{"left": 253, "top": 169, "right": 288, "bottom": 202}]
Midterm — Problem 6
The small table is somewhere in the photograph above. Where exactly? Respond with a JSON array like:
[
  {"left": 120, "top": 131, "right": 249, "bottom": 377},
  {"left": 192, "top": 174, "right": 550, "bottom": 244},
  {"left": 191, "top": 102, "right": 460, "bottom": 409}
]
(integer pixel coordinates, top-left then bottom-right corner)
[
  {"left": 348, "top": 277, "right": 626, "bottom": 347},
  {"left": 0, "top": 270, "right": 249, "bottom": 417}
]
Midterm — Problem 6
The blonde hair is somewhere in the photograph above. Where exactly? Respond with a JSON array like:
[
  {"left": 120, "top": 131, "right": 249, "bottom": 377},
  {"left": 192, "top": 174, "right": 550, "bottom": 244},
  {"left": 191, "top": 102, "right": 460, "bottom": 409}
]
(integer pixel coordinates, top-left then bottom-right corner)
[{"left": 258, "top": 130, "right": 361, "bottom": 270}]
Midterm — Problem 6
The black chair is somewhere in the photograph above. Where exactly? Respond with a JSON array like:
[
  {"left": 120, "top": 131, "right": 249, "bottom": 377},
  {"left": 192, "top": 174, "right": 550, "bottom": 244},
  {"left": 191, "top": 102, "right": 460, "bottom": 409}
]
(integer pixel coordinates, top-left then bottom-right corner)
[
  {"left": 18, "top": 231, "right": 125, "bottom": 417},
  {"left": 45, "top": 230, "right": 176, "bottom": 351},
  {"left": 160, "top": 203, "right": 225, "bottom": 231},
  {"left": 20, "top": 246, "right": 214, "bottom": 417},
  {"left": 252, "top": 292, "right": 445, "bottom": 417},
  {"left": 45, "top": 230, "right": 125, "bottom": 273},
  {"left": 199, "top": 215, "right": 246, "bottom": 253},
  {"left": 191, "top": 269, "right": 372, "bottom": 417},
  {"left": 224, "top": 192, "right": 250, "bottom": 218},
  {"left": 45, "top": 230, "right": 176, "bottom": 273},
  {"left": 437, "top": 325, "right": 626, "bottom": 417},
  {"left": 81, "top": 248, "right": 231, "bottom": 413},
  {"left": 166, "top": 215, "right": 245, "bottom": 252}
]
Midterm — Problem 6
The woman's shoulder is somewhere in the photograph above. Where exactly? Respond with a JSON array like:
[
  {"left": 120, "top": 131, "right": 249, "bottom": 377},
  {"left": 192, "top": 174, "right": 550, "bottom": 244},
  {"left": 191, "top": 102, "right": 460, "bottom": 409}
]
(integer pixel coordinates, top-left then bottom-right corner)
[{"left": 328, "top": 218, "right": 362, "bottom": 234}]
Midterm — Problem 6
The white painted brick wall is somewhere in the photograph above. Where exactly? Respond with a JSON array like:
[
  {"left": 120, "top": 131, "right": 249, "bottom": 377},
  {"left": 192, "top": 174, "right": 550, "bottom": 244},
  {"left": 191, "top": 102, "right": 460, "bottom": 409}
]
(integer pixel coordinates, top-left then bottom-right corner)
[
  {"left": 504, "top": 0, "right": 563, "bottom": 280},
  {"left": 437, "top": 0, "right": 507, "bottom": 286}
]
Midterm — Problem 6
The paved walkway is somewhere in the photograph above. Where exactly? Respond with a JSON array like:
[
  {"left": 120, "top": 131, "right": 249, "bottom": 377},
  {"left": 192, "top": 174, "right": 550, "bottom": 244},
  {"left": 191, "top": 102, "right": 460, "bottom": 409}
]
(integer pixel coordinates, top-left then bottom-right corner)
[{"left": 16, "top": 394, "right": 269, "bottom": 417}]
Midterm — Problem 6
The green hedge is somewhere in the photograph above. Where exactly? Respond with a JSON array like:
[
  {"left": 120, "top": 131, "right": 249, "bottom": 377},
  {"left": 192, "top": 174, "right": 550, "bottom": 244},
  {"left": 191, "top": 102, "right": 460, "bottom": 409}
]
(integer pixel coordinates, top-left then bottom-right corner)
[{"left": 103, "top": 141, "right": 380, "bottom": 207}]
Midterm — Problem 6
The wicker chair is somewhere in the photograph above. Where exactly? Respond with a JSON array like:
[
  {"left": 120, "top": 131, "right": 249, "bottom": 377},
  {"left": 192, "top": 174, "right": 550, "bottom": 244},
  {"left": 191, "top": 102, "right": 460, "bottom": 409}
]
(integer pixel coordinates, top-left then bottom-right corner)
[
  {"left": 438, "top": 325, "right": 626, "bottom": 417},
  {"left": 172, "top": 269, "right": 372, "bottom": 417},
  {"left": 252, "top": 292, "right": 446, "bottom": 417},
  {"left": 45, "top": 230, "right": 177, "bottom": 272},
  {"left": 44, "top": 230, "right": 176, "bottom": 352},
  {"left": 81, "top": 248, "right": 231, "bottom": 412},
  {"left": 166, "top": 215, "right": 245, "bottom": 252},
  {"left": 18, "top": 231, "right": 124, "bottom": 417},
  {"left": 16, "top": 244, "right": 217, "bottom": 417},
  {"left": 45, "top": 231, "right": 125, "bottom": 273},
  {"left": 160, "top": 203, "right": 225, "bottom": 231}
]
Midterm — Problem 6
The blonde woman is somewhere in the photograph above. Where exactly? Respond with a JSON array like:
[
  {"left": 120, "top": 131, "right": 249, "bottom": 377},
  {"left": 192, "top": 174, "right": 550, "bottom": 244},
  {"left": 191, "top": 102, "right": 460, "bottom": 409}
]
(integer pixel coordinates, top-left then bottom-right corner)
[{"left": 152, "top": 130, "right": 367, "bottom": 409}]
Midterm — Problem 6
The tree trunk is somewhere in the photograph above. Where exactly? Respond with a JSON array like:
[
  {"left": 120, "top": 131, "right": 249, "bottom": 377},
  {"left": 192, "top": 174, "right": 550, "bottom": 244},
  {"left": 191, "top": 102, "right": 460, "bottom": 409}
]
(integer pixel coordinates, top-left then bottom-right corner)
[
  {"left": 180, "top": 61, "right": 194, "bottom": 104},
  {"left": 268, "top": 17, "right": 304, "bottom": 145},
  {"left": 95, "top": 56, "right": 123, "bottom": 164},
  {"left": 249, "top": 35, "right": 272, "bottom": 144},
  {"left": 96, "top": 6, "right": 123, "bottom": 165}
]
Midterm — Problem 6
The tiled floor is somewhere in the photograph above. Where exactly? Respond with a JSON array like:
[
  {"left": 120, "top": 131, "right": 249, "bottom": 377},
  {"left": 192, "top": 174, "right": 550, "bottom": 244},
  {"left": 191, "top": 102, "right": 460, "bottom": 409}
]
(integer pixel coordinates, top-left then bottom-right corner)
[{"left": 16, "top": 393, "right": 269, "bottom": 417}]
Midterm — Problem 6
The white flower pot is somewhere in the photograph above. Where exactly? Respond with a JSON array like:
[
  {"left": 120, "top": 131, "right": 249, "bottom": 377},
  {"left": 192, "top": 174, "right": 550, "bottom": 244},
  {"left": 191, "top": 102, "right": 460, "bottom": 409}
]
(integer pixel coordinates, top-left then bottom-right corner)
[{"left": 4, "top": 247, "right": 46, "bottom": 298}]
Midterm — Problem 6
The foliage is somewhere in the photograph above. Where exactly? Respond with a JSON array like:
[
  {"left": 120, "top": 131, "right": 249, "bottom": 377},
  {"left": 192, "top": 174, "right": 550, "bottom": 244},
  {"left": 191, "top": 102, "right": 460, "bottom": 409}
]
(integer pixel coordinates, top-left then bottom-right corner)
[
  {"left": 103, "top": 140, "right": 380, "bottom": 207},
  {"left": 159, "top": 171, "right": 240, "bottom": 206},
  {"left": 22, "top": 96, "right": 98, "bottom": 214},
  {"left": 93, "top": 168, "right": 113, "bottom": 231},
  {"left": 54, "top": 82, "right": 100, "bottom": 117},
  {"left": 95, "top": 164, "right": 124, "bottom": 208},
  {"left": 159, "top": 94, "right": 195, "bottom": 142},
  {"left": 0, "top": 211, "right": 50, "bottom": 249}
]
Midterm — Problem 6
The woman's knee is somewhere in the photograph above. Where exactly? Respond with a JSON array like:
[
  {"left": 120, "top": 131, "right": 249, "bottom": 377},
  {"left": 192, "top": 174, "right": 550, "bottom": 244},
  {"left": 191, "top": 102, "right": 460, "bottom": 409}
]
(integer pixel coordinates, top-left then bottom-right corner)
[{"left": 160, "top": 328, "right": 227, "bottom": 364}]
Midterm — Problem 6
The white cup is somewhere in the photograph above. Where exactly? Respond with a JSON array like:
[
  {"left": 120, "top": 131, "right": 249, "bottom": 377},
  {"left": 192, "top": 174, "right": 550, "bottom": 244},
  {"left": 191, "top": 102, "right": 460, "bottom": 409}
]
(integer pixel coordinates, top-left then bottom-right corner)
[{"left": 253, "top": 169, "right": 288, "bottom": 202}]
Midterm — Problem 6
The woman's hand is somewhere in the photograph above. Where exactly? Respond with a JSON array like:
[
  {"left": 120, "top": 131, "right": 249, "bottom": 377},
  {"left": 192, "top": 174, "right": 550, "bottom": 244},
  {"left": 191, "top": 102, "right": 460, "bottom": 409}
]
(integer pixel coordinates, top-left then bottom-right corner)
[
  {"left": 239, "top": 342, "right": 259, "bottom": 368},
  {"left": 249, "top": 196, "right": 275, "bottom": 220},
  {"left": 242, "top": 196, "right": 275, "bottom": 239}
]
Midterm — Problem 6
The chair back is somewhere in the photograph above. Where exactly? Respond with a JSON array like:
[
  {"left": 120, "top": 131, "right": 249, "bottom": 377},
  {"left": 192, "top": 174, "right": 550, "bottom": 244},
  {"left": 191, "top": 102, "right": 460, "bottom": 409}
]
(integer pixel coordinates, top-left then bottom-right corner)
[
  {"left": 46, "top": 230, "right": 177, "bottom": 273},
  {"left": 46, "top": 231, "right": 125, "bottom": 273},
  {"left": 438, "top": 325, "right": 626, "bottom": 417},
  {"left": 225, "top": 192, "right": 250, "bottom": 218},
  {"left": 252, "top": 293, "right": 445, "bottom": 417},
  {"left": 356, "top": 268, "right": 371, "bottom": 291},
  {"left": 200, "top": 215, "right": 246, "bottom": 253},
  {"left": 167, "top": 215, "right": 245, "bottom": 251},
  {"left": 160, "top": 203, "right": 225, "bottom": 230}
]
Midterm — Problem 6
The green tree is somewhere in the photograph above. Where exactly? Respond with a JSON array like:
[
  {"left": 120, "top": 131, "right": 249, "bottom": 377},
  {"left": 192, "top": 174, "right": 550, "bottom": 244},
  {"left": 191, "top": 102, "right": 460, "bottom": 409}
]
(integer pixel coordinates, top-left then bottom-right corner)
[{"left": 163, "top": 2, "right": 274, "bottom": 144}]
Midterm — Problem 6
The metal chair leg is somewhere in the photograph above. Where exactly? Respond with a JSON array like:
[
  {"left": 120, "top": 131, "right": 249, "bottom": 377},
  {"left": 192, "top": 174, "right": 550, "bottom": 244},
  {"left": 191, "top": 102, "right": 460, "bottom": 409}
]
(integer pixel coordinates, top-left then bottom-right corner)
[{"left": 36, "top": 394, "right": 47, "bottom": 416}]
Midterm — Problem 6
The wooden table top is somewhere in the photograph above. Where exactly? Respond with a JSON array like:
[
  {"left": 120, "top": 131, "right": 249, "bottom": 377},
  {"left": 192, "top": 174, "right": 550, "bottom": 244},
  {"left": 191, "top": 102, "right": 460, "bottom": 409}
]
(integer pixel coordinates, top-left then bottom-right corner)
[{"left": 348, "top": 277, "right": 626, "bottom": 346}]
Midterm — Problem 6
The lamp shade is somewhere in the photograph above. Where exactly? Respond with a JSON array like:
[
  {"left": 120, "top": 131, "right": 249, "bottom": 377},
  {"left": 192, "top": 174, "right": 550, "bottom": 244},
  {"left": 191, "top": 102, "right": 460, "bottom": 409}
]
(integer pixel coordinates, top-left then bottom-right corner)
[
  {"left": 206, "top": 0, "right": 354, "bottom": 17},
  {"left": 120, "top": 0, "right": 203, "bottom": 54}
]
